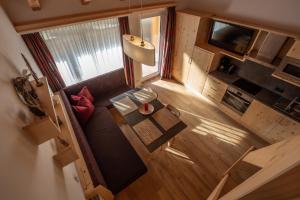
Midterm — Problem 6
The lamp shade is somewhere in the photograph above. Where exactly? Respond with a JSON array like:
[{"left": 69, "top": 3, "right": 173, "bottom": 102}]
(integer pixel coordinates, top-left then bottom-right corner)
[{"left": 122, "top": 34, "right": 155, "bottom": 66}]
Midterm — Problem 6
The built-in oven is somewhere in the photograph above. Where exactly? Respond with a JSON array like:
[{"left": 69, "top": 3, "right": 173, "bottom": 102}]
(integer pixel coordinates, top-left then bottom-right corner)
[
  {"left": 272, "top": 57, "right": 300, "bottom": 87},
  {"left": 221, "top": 87, "right": 253, "bottom": 114}
]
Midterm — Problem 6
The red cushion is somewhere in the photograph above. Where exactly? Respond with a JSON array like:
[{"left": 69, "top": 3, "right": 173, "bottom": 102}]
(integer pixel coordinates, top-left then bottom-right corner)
[
  {"left": 73, "top": 96, "right": 95, "bottom": 125},
  {"left": 78, "top": 86, "right": 94, "bottom": 102},
  {"left": 71, "top": 95, "right": 81, "bottom": 104}
]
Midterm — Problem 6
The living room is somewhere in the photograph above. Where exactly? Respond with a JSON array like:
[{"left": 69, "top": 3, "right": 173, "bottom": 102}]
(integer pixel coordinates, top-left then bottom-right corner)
[{"left": 0, "top": 1, "right": 300, "bottom": 200}]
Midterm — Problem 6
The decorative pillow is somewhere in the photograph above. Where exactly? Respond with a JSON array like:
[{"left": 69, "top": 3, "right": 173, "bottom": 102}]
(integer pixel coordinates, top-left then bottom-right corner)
[
  {"left": 73, "top": 96, "right": 95, "bottom": 125},
  {"left": 70, "top": 95, "right": 81, "bottom": 104},
  {"left": 78, "top": 86, "right": 94, "bottom": 102}
]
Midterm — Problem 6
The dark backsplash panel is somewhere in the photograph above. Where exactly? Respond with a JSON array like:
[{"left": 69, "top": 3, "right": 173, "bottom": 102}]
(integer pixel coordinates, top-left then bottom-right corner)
[{"left": 231, "top": 59, "right": 300, "bottom": 99}]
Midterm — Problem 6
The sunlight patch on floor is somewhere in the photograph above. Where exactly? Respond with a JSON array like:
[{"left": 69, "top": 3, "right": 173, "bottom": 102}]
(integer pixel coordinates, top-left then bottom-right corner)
[
  {"left": 179, "top": 108, "right": 247, "bottom": 135},
  {"left": 151, "top": 79, "right": 191, "bottom": 96},
  {"left": 192, "top": 128, "right": 242, "bottom": 147},
  {"left": 149, "top": 79, "right": 251, "bottom": 147},
  {"left": 164, "top": 146, "right": 195, "bottom": 165}
]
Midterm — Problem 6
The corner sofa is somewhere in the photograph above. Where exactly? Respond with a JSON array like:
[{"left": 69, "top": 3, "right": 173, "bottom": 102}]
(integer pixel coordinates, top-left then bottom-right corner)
[{"left": 60, "top": 69, "right": 147, "bottom": 194}]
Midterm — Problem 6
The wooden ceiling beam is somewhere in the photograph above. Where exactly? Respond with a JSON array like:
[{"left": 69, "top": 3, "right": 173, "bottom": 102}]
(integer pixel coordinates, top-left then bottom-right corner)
[
  {"left": 27, "top": 0, "right": 41, "bottom": 11},
  {"left": 81, "top": 0, "right": 92, "bottom": 5},
  {"left": 15, "top": 1, "right": 176, "bottom": 34}
]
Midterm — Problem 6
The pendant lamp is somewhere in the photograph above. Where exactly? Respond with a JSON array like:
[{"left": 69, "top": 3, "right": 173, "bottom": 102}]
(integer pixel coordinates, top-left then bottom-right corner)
[
  {"left": 123, "top": 34, "right": 155, "bottom": 66},
  {"left": 122, "top": 0, "right": 156, "bottom": 66}
]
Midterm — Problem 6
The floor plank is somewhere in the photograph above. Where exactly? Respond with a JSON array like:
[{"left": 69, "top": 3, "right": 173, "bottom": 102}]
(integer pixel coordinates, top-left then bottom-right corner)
[{"left": 111, "top": 78, "right": 267, "bottom": 200}]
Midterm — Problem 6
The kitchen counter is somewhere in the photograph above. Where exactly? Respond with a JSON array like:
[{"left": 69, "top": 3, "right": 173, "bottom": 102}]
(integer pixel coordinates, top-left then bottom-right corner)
[
  {"left": 255, "top": 89, "right": 281, "bottom": 106},
  {"left": 209, "top": 71, "right": 239, "bottom": 85},
  {"left": 209, "top": 71, "right": 299, "bottom": 122}
]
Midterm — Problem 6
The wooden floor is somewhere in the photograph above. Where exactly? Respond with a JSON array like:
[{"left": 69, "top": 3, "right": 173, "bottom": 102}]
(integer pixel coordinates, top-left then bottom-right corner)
[{"left": 112, "top": 78, "right": 267, "bottom": 200}]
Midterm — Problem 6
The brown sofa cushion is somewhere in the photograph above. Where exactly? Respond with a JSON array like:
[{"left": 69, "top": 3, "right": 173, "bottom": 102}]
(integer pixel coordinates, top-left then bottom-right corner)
[
  {"left": 84, "top": 107, "right": 147, "bottom": 194},
  {"left": 94, "top": 85, "right": 130, "bottom": 108},
  {"left": 64, "top": 69, "right": 127, "bottom": 99}
]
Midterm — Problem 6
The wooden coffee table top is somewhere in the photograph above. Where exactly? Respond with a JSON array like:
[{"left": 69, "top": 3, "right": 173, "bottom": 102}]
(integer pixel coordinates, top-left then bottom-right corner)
[{"left": 111, "top": 88, "right": 187, "bottom": 152}]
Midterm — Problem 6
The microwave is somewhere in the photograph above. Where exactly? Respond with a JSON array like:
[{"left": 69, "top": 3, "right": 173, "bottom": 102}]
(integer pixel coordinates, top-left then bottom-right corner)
[{"left": 272, "top": 57, "right": 300, "bottom": 87}]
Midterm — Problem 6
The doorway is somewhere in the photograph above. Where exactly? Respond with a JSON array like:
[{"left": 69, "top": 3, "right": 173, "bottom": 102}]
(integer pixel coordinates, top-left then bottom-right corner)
[{"left": 140, "top": 15, "right": 161, "bottom": 80}]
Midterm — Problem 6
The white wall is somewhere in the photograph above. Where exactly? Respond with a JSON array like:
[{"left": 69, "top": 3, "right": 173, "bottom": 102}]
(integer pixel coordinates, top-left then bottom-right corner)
[
  {"left": 186, "top": 0, "right": 300, "bottom": 34},
  {"left": 0, "top": 6, "right": 85, "bottom": 200}
]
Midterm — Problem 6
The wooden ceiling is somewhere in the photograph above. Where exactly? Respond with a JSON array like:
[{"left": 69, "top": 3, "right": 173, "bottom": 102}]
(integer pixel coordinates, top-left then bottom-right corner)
[
  {"left": 27, "top": 0, "right": 92, "bottom": 10},
  {"left": 27, "top": 0, "right": 41, "bottom": 10}
]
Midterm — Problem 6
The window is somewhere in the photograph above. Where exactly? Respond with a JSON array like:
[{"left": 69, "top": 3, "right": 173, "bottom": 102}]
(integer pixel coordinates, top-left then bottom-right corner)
[
  {"left": 41, "top": 18, "right": 123, "bottom": 86},
  {"left": 140, "top": 15, "right": 161, "bottom": 80}
]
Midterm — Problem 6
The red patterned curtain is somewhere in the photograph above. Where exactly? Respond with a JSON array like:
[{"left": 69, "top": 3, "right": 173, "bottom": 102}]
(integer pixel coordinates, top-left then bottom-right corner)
[
  {"left": 22, "top": 33, "right": 66, "bottom": 92},
  {"left": 118, "top": 16, "right": 135, "bottom": 88},
  {"left": 160, "top": 7, "right": 176, "bottom": 79}
]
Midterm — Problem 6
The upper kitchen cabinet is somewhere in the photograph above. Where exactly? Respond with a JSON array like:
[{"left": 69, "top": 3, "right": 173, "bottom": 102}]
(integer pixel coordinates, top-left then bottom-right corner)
[
  {"left": 246, "top": 32, "right": 296, "bottom": 68},
  {"left": 287, "top": 40, "right": 300, "bottom": 60},
  {"left": 172, "top": 11, "right": 212, "bottom": 85}
]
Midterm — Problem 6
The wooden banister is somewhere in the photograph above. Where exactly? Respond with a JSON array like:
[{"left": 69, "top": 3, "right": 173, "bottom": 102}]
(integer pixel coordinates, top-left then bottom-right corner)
[
  {"left": 207, "top": 174, "right": 229, "bottom": 200},
  {"left": 223, "top": 146, "right": 255, "bottom": 176}
]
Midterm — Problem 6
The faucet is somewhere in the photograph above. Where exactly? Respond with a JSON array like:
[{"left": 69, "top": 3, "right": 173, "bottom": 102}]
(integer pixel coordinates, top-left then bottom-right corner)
[{"left": 285, "top": 97, "right": 299, "bottom": 111}]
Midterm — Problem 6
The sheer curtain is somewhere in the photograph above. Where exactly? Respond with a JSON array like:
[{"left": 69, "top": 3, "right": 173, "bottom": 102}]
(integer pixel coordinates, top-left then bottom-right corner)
[{"left": 41, "top": 18, "right": 124, "bottom": 86}]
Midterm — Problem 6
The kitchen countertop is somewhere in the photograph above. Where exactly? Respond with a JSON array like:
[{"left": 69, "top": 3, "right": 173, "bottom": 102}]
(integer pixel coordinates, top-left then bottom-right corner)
[
  {"left": 209, "top": 71, "right": 299, "bottom": 122},
  {"left": 209, "top": 71, "right": 239, "bottom": 85}
]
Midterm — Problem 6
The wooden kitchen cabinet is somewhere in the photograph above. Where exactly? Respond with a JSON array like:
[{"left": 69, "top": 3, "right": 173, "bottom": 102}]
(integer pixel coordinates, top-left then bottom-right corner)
[
  {"left": 287, "top": 40, "right": 300, "bottom": 60},
  {"left": 202, "top": 75, "right": 228, "bottom": 103},
  {"left": 173, "top": 12, "right": 200, "bottom": 84},
  {"left": 241, "top": 100, "right": 282, "bottom": 143},
  {"left": 241, "top": 99, "right": 300, "bottom": 143},
  {"left": 265, "top": 115, "right": 300, "bottom": 143},
  {"left": 186, "top": 47, "right": 214, "bottom": 93}
]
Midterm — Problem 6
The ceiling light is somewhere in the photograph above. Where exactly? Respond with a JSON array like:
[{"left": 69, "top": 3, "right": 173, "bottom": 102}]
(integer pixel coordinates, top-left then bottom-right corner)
[
  {"left": 123, "top": 34, "right": 155, "bottom": 66},
  {"left": 122, "top": 0, "right": 156, "bottom": 66}
]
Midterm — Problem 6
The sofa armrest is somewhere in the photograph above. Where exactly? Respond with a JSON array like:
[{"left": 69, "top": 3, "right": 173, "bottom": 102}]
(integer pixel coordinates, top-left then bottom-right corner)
[
  {"left": 85, "top": 185, "right": 114, "bottom": 200},
  {"left": 60, "top": 90, "right": 107, "bottom": 187},
  {"left": 63, "top": 68, "right": 127, "bottom": 98}
]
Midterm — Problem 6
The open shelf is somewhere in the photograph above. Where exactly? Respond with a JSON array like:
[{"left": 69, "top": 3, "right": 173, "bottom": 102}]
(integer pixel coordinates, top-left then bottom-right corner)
[
  {"left": 52, "top": 94, "right": 79, "bottom": 167},
  {"left": 53, "top": 145, "right": 79, "bottom": 167},
  {"left": 24, "top": 77, "right": 61, "bottom": 145},
  {"left": 23, "top": 116, "right": 60, "bottom": 145},
  {"left": 246, "top": 32, "right": 296, "bottom": 68},
  {"left": 31, "top": 77, "right": 58, "bottom": 124},
  {"left": 197, "top": 43, "right": 245, "bottom": 61}
]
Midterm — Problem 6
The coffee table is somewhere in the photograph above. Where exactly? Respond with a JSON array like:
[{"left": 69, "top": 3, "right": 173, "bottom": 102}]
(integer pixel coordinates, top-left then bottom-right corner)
[{"left": 110, "top": 88, "right": 187, "bottom": 152}]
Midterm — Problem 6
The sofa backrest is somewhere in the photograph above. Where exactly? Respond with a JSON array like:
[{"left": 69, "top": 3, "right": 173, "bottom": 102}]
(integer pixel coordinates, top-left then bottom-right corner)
[{"left": 63, "top": 68, "right": 127, "bottom": 98}]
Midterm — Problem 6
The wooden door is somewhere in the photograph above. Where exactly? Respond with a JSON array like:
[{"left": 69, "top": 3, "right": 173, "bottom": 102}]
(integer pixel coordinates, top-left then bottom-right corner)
[
  {"left": 241, "top": 100, "right": 282, "bottom": 143},
  {"left": 186, "top": 47, "right": 214, "bottom": 93},
  {"left": 172, "top": 12, "right": 200, "bottom": 84}
]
